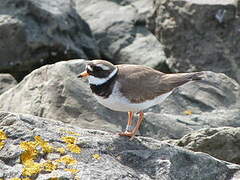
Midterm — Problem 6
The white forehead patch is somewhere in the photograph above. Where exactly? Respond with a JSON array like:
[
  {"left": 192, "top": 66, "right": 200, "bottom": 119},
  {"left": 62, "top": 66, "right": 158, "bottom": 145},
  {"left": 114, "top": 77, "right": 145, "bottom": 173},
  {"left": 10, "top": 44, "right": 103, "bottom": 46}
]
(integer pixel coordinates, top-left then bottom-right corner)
[
  {"left": 95, "top": 64, "right": 110, "bottom": 71},
  {"left": 86, "top": 65, "right": 93, "bottom": 71}
]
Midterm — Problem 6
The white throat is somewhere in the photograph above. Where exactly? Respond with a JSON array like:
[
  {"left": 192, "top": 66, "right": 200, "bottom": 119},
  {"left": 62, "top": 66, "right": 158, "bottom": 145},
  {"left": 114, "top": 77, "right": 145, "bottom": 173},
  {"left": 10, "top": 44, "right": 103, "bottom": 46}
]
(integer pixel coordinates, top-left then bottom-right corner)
[{"left": 88, "top": 68, "right": 118, "bottom": 85}]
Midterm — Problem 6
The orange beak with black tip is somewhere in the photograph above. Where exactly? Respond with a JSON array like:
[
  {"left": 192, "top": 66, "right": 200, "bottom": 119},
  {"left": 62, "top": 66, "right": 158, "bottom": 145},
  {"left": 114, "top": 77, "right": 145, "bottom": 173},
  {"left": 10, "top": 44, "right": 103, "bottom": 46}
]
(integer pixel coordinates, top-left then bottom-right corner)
[{"left": 78, "top": 71, "right": 89, "bottom": 78}]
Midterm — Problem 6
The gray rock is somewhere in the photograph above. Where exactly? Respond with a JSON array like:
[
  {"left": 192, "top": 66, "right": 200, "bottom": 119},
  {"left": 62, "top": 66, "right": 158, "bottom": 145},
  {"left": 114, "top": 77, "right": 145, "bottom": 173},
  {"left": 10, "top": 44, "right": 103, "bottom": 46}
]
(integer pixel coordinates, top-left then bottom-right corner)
[
  {"left": 0, "top": 74, "right": 17, "bottom": 95},
  {"left": 166, "top": 127, "right": 240, "bottom": 164},
  {"left": 0, "top": 111, "right": 240, "bottom": 180},
  {"left": 75, "top": 0, "right": 168, "bottom": 71},
  {"left": 0, "top": 60, "right": 240, "bottom": 140},
  {"left": 0, "top": 0, "right": 100, "bottom": 81},
  {"left": 149, "top": 0, "right": 240, "bottom": 82},
  {"left": 142, "top": 108, "right": 240, "bottom": 140},
  {"left": 37, "top": 170, "right": 73, "bottom": 180}
]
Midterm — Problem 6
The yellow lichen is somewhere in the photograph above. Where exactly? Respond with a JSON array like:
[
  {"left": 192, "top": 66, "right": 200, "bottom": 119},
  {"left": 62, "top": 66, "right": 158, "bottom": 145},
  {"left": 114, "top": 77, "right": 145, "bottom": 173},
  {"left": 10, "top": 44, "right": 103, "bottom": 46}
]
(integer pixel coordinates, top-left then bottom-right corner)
[
  {"left": 0, "top": 141, "right": 5, "bottom": 150},
  {"left": 0, "top": 130, "right": 7, "bottom": 150},
  {"left": 22, "top": 161, "right": 42, "bottom": 176},
  {"left": 67, "top": 144, "right": 81, "bottom": 154},
  {"left": 63, "top": 130, "right": 80, "bottom": 136},
  {"left": 92, "top": 154, "right": 101, "bottom": 160},
  {"left": 61, "top": 136, "right": 77, "bottom": 144},
  {"left": 0, "top": 130, "right": 7, "bottom": 141},
  {"left": 41, "top": 161, "right": 58, "bottom": 172},
  {"left": 34, "top": 136, "right": 53, "bottom": 153},
  {"left": 56, "top": 147, "right": 66, "bottom": 154},
  {"left": 20, "top": 141, "right": 38, "bottom": 164},
  {"left": 20, "top": 136, "right": 56, "bottom": 176},
  {"left": 183, "top": 110, "right": 193, "bottom": 115},
  {"left": 64, "top": 168, "right": 79, "bottom": 174},
  {"left": 20, "top": 141, "right": 38, "bottom": 152},
  {"left": 55, "top": 155, "right": 77, "bottom": 165}
]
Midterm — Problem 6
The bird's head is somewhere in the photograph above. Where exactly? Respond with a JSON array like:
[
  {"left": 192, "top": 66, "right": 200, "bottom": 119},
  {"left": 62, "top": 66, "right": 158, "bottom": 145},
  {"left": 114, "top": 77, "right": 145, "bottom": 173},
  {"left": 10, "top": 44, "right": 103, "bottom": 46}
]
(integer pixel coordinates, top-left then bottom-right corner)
[{"left": 78, "top": 60, "right": 118, "bottom": 85}]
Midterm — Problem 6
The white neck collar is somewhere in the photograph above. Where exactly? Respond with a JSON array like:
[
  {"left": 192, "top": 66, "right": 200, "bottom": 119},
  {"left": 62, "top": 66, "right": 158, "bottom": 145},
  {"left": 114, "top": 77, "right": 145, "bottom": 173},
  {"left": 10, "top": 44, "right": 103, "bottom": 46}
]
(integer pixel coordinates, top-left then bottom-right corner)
[{"left": 88, "top": 68, "right": 118, "bottom": 85}]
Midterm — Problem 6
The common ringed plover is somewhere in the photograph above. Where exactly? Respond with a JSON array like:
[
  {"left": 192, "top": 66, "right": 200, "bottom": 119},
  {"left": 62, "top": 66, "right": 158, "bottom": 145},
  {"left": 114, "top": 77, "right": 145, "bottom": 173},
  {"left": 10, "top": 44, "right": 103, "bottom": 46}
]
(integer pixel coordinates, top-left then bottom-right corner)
[{"left": 78, "top": 60, "right": 203, "bottom": 140}]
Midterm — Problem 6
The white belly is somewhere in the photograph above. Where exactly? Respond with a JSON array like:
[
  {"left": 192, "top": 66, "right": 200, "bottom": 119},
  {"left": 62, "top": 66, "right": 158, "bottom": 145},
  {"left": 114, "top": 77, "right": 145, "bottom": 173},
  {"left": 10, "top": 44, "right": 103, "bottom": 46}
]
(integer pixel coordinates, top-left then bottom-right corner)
[{"left": 94, "top": 82, "right": 172, "bottom": 112}]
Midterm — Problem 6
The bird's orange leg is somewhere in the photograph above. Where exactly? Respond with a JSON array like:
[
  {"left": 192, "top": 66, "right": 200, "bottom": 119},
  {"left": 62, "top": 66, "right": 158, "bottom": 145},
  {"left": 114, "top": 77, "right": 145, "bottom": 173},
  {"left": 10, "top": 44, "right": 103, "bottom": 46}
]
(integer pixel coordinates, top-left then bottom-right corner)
[
  {"left": 129, "top": 112, "right": 144, "bottom": 140},
  {"left": 119, "top": 111, "right": 144, "bottom": 140},
  {"left": 119, "top": 112, "right": 134, "bottom": 137}
]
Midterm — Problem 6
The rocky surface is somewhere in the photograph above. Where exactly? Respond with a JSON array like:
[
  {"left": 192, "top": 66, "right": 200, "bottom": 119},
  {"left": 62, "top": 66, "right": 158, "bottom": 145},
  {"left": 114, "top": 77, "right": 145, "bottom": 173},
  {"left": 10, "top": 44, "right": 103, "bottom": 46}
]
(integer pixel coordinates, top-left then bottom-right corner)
[
  {"left": 0, "top": 74, "right": 17, "bottom": 95},
  {"left": 149, "top": 0, "right": 240, "bottom": 82},
  {"left": 142, "top": 109, "right": 240, "bottom": 140},
  {"left": 0, "top": 0, "right": 100, "bottom": 81},
  {"left": 167, "top": 127, "right": 240, "bottom": 164},
  {"left": 75, "top": 0, "right": 169, "bottom": 71},
  {"left": 0, "top": 111, "right": 240, "bottom": 180},
  {"left": 0, "top": 0, "right": 240, "bottom": 177},
  {"left": 0, "top": 60, "right": 240, "bottom": 141}
]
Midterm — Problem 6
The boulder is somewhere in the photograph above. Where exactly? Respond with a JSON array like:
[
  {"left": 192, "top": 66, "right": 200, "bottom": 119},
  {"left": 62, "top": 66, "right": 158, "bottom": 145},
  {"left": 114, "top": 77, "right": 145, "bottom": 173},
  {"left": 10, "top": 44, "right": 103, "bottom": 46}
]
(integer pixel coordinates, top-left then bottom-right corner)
[
  {"left": 0, "top": 112, "right": 240, "bottom": 180},
  {"left": 149, "top": 0, "right": 240, "bottom": 83},
  {"left": 142, "top": 108, "right": 240, "bottom": 140},
  {"left": 0, "top": 60, "right": 240, "bottom": 140},
  {"left": 0, "top": 74, "right": 17, "bottom": 95},
  {"left": 75, "top": 0, "right": 169, "bottom": 71},
  {"left": 0, "top": 0, "right": 100, "bottom": 81},
  {"left": 167, "top": 127, "right": 240, "bottom": 164}
]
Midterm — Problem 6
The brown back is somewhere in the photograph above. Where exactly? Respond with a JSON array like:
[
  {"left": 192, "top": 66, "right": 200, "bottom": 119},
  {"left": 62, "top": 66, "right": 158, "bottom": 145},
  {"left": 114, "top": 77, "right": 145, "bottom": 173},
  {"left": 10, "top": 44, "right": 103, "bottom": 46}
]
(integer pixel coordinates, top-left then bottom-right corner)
[{"left": 116, "top": 64, "right": 203, "bottom": 103}]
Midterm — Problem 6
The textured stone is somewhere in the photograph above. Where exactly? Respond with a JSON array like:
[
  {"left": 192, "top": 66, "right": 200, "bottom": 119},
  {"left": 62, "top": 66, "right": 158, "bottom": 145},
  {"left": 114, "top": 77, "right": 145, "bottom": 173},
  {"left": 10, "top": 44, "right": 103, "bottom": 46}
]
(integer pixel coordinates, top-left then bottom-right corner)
[
  {"left": 0, "top": 74, "right": 17, "bottom": 95},
  {"left": 149, "top": 0, "right": 240, "bottom": 82},
  {"left": 0, "top": 112, "right": 240, "bottom": 180},
  {"left": 75, "top": 0, "right": 168, "bottom": 71},
  {"left": 142, "top": 108, "right": 240, "bottom": 140},
  {"left": 0, "top": 0, "right": 100, "bottom": 81},
  {"left": 167, "top": 127, "right": 240, "bottom": 164}
]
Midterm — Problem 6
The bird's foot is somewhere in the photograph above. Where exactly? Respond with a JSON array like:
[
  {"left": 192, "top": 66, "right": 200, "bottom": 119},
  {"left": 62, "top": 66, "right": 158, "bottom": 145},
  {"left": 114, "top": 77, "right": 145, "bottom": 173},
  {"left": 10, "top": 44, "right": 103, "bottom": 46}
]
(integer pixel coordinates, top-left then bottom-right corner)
[{"left": 118, "top": 131, "right": 134, "bottom": 137}]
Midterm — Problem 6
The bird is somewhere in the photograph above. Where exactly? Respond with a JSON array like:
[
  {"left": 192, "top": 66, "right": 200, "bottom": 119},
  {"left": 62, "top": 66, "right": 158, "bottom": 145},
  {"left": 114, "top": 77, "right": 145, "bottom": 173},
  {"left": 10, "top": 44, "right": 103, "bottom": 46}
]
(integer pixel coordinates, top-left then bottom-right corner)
[{"left": 78, "top": 60, "right": 203, "bottom": 140}]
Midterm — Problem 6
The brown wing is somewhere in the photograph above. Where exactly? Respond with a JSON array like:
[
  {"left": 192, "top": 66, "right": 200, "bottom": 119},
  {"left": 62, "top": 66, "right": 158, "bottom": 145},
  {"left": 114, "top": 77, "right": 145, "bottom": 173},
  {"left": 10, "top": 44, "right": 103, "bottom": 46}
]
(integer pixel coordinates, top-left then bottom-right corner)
[
  {"left": 116, "top": 64, "right": 203, "bottom": 103},
  {"left": 116, "top": 65, "right": 165, "bottom": 103}
]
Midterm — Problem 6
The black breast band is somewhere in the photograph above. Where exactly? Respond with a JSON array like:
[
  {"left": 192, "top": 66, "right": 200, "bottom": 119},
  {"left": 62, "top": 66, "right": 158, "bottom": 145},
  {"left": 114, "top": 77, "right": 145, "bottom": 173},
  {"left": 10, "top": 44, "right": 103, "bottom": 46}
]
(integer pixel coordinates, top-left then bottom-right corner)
[{"left": 89, "top": 71, "right": 118, "bottom": 98}]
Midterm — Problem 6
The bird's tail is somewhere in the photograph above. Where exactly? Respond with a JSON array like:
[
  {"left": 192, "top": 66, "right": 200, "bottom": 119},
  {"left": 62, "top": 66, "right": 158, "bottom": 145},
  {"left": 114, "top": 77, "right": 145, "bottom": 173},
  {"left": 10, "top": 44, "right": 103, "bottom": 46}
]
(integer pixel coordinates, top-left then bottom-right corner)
[{"left": 160, "top": 71, "right": 205, "bottom": 91}]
